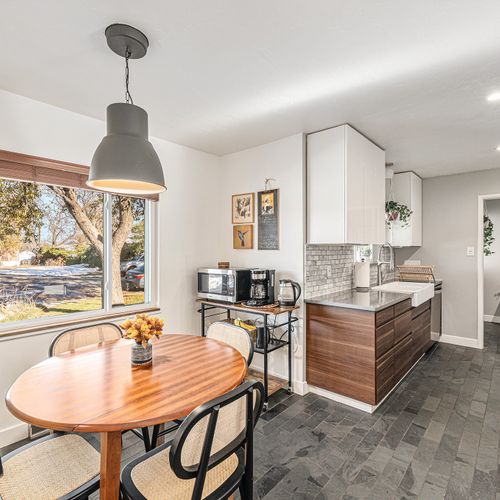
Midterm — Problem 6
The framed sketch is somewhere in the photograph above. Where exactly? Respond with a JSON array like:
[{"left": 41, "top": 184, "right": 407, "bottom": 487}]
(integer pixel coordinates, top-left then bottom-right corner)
[
  {"left": 258, "top": 189, "right": 279, "bottom": 250},
  {"left": 232, "top": 192, "right": 254, "bottom": 224},
  {"left": 233, "top": 224, "right": 254, "bottom": 249}
]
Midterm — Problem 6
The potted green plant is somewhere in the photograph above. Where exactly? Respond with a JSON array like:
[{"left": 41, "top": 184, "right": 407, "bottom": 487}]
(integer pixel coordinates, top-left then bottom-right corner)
[
  {"left": 385, "top": 201, "right": 413, "bottom": 228},
  {"left": 484, "top": 214, "right": 495, "bottom": 256}
]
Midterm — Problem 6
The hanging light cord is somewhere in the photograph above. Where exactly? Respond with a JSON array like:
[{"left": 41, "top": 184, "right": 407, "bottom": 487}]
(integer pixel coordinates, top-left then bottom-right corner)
[{"left": 124, "top": 49, "right": 134, "bottom": 104}]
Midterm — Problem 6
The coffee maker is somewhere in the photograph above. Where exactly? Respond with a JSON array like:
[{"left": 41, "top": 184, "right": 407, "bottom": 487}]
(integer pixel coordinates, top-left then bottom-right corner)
[{"left": 244, "top": 269, "right": 275, "bottom": 306}]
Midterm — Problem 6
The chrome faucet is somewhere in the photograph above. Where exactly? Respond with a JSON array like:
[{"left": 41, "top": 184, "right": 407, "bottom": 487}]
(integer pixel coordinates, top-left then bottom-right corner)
[{"left": 377, "top": 242, "right": 395, "bottom": 286}]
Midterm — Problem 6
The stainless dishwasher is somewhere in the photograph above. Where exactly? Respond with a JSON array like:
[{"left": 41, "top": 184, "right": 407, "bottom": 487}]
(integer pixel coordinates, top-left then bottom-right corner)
[{"left": 431, "top": 281, "right": 442, "bottom": 338}]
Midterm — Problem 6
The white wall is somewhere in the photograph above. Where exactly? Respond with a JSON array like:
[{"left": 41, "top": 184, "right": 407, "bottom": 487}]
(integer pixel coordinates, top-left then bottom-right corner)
[
  {"left": 219, "top": 134, "right": 306, "bottom": 389},
  {"left": 396, "top": 168, "right": 500, "bottom": 345},
  {"left": 484, "top": 198, "right": 500, "bottom": 320},
  {"left": 153, "top": 138, "right": 222, "bottom": 334},
  {"left": 0, "top": 89, "right": 222, "bottom": 445}
]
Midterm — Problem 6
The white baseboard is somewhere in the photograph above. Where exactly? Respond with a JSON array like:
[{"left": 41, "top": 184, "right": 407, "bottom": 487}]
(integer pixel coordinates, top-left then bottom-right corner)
[
  {"left": 293, "top": 380, "right": 309, "bottom": 396},
  {"left": 309, "top": 385, "right": 375, "bottom": 413},
  {"left": 0, "top": 422, "right": 28, "bottom": 448},
  {"left": 484, "top": 314, "right": 500, "bottom": 324},
  {"left": 439, "top": 334, "right": 480, "bottom": 349}
]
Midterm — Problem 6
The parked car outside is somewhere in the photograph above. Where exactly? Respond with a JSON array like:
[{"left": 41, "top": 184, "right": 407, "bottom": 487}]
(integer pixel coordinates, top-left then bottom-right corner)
[
  {"left": 123, "top": 264, "right": 144, "bottom": 291},
  {"left": 120, "top": 254, "right": 144, "bottom": 276}
]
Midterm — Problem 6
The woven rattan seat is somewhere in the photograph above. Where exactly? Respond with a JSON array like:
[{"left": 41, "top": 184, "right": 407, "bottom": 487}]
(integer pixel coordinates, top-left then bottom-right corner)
[
  {"left": 128, "top": 445, "right": 242, "bottom": 499},
  {"left": 0, "top": 434, "right": 100, "bottom": 500}
]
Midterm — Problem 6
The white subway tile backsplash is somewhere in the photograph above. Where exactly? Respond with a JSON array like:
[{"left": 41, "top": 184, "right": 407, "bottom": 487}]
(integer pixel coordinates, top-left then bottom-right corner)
[{"left": 304, "top": 244, "right": 394, "bottom": 298}]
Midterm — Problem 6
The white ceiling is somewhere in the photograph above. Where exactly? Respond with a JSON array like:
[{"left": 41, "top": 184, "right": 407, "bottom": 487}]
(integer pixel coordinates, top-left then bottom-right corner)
[{"left": 2, "top": 0, "right": 500, "bottom": 177}]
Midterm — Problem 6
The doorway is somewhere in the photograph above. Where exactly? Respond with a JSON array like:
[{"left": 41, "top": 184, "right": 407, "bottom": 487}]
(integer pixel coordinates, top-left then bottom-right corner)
[{"left": 477, "top": 194, "right": 500, "bottom": 349}]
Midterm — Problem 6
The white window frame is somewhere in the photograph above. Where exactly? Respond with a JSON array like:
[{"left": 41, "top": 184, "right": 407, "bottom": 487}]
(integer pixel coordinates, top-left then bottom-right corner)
[
  {"left": 0, "top": 192, "right": 158, "bottom": 335},
  {"left": 353, "top": 244, "right": 374, "bottom": 263}
]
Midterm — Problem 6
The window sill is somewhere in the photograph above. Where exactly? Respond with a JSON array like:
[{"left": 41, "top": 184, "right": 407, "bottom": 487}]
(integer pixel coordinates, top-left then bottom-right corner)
[{"left": 0, "top": 306, "right": 161, "bottom": 340}]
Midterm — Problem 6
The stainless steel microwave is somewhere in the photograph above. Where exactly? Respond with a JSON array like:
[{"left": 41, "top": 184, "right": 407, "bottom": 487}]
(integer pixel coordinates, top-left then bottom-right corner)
[{"left": 197, "top": 268, "right": 252, "bottom": 303}]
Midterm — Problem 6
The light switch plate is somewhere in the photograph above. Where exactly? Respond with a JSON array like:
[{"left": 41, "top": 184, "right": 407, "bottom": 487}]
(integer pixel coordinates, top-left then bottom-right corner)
[{"left": 466, "top": 246, "right": 475, "bottom": 256}]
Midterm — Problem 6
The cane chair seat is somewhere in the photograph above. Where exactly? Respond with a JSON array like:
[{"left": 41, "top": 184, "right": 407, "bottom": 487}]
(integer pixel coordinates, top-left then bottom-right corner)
[
  {"left": 0, "top": 433, "right": 100, "bottom": 500},
  {"left": 125, "top": 444, "right": 243, "bottom": 500}
]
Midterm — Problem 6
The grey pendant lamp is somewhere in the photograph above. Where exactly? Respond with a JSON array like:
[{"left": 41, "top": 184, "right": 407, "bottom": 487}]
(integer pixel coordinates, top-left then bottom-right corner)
[{"left": 88, "top": 24, "right": 166, "bottom": 195}]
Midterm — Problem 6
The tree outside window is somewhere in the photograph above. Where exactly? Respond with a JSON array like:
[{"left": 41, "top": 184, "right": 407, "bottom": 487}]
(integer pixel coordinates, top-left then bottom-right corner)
[{"left": 0, "top": 179, "right": 147, "bottom": 324}]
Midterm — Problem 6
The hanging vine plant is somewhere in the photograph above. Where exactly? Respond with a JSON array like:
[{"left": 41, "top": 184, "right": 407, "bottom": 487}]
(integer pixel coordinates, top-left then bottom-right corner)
[
  {"left": 484, "top": 214, "right": 495, "bottom": 256},
  {"left": 385, "top": 201, "right": 413, "bottom": 228}
]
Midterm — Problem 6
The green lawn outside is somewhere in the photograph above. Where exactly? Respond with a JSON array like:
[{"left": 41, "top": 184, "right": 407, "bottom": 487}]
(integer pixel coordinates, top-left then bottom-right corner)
[{"left": 0, "top": 291, "right": 145, "bottom": 323}]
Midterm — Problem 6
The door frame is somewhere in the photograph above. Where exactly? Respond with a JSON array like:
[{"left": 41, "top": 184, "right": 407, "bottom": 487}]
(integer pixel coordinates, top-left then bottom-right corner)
[{"left": 477, "top": 193, "right": 500, "bottom": 350}]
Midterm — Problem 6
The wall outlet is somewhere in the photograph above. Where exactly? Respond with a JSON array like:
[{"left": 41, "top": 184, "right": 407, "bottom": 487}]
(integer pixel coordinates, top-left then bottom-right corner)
[{"left": 466, "top": 246, "right": 475, "bottom": 257}]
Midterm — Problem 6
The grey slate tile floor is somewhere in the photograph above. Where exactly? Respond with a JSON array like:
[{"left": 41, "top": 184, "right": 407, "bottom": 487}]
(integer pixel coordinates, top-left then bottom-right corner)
[{"left": 4, "top": 323, "right": 500, "bottom": 499}]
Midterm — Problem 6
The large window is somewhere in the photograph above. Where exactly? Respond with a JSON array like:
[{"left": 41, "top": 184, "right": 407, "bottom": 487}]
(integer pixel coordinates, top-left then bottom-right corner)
[
  {"left": 113, "top": 195, "right": 146, "bottom": 307},
  {"left": 0, "top": 178, "right": 154, "bottom": 329}
]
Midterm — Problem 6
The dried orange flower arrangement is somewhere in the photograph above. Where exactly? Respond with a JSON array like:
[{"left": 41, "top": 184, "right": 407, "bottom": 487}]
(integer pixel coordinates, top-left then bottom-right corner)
[{"left": 120, "top": 314, "right": 164, "bottom": 348}]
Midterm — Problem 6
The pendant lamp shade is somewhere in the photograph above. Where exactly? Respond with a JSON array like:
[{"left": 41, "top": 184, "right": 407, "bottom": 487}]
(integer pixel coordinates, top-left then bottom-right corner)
[{"left": 88, "top": 103, "right": 166, "bottom": 195}]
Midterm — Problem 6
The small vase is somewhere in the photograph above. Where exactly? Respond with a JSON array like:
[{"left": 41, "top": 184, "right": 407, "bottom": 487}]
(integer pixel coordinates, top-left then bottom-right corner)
[{"left": 131, "top": 341, "right": 152, "bottom": 366}]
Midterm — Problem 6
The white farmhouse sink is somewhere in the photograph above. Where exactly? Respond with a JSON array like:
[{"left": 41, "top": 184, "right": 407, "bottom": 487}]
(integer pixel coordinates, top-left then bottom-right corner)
[{"left": 372, "top": 281, "right": 434, "bottom": 307}]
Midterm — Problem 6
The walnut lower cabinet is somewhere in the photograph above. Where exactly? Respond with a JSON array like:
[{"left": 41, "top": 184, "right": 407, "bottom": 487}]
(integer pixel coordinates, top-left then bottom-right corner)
[{"left": 306, "top": 298, "right": 433, "bottom": 406}]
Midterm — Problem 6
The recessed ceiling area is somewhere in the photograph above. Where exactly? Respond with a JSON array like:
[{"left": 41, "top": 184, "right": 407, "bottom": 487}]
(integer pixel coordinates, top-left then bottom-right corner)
[{"left": 1, "top": 0, "right": 500, "bottom": 177}]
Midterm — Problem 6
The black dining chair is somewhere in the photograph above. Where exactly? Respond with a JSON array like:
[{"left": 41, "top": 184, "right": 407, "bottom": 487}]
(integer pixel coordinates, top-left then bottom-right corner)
[
  {"left": 148, "top": 321, "right": 255, "bottom": 451},
  {"left": 0, "top": 432, "right": 100, "bottom": 500},
  {"left": 121, "top": 380, "right": 264, "bottom": 500},
  {"left": 49, "top": 322, "right": 155, "bottom": 452}
]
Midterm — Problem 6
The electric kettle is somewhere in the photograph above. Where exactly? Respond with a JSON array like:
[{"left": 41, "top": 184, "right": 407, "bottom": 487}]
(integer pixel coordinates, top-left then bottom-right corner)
[{"left": 278, "top": 279, "right": 302, "bottom": 307}]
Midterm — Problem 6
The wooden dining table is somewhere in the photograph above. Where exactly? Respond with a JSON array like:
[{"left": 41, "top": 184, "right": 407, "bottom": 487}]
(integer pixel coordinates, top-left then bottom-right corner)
[{"left": 6, "top": 334, "right": 247, "bottom": 500}]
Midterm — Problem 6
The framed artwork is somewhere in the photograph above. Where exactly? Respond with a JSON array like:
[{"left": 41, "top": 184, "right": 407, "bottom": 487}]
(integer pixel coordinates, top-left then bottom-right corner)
[
  {"left": 258, "top": 189, "right": 279, "bottom": 250},
  {"left": 233, "top": 224, "right": 254, "bottom": 249},
  {"left": 232, "top": 192, "right": 255, "bottom": 224}
]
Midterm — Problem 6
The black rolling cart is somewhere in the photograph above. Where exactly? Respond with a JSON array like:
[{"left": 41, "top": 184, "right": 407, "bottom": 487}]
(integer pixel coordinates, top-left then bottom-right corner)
[{"left": 197, "top": 299, "right": 299, "bottom": 410}]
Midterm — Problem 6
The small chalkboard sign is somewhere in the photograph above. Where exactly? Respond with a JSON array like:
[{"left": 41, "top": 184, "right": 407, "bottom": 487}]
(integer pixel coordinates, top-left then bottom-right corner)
[{"left": 258, "top": 189, "right": 279, "bottom": 250}]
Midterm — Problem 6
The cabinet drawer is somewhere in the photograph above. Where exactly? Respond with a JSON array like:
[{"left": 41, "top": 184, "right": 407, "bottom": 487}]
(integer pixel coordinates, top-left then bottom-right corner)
[
  {"left": 412, "top": 328, "right": 424, "bottom": 362},
  {"left": 394, "top": 298, "right": 412, "bottom": 317},
  {"left": 412, "top": 308, "right": 431, "bottom": 333},
  {"left": 376, "top": 306, "right": 394, "bottom": 328},
  {"left": 394, "top": 310, "right": 412, "bottom": 344},
  {"left": 376, "top": 320, "right": 394, "bottom": 358},
  {"left": 394, "top": 334, "right": 413, "bottom": 383},
  {"left": 421, "top": 309, "right": 431, "bottom": 329},
  {"left": 376, "top": 348, "right": 394, "bottom": 403},
  {"left": 415, "top": 311, "right": 432, "bottom": 358},
  {"left": 412, "top": 300, "right": 431, "bottom": 319}
]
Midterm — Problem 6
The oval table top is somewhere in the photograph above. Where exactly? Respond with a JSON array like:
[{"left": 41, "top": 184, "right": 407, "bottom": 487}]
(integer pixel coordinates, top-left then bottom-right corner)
[{"left": 6, "top": 334, "right": 247, "bottom": 432}]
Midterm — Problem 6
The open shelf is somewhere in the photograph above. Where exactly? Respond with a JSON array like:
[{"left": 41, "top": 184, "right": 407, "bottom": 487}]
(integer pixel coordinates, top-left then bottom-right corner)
[{"left": 254, "top": 338, "right": 289, "bottom": 354}]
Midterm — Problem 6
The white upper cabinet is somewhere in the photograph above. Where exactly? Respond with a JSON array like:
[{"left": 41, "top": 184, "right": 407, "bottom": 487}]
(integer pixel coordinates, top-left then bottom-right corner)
[
  {"left": 386, "top": 171, "right": 422, "bottom": 247},
  {"left": 307, "top": 124, "right": 385, "bottom": 244}
]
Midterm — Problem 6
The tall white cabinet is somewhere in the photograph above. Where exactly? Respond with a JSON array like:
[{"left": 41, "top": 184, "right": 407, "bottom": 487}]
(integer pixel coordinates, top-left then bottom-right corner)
[
  {"left": 386, "top": 171, "right": 422, "bottom": 247},
  {"left": 307, "top": 124, "right": 386, "bottom": 244}
]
